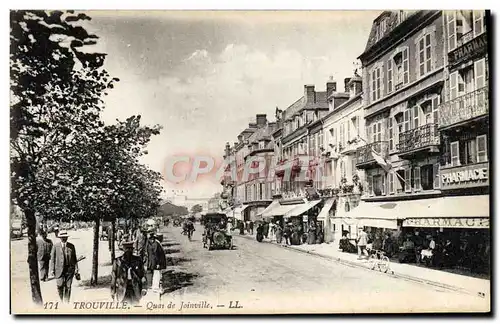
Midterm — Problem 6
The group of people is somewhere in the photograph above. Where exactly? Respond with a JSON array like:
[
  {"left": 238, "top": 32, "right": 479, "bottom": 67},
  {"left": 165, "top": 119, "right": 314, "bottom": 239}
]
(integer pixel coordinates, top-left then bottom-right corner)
[
  {"left": 35, "top": 223, "right": 168, "bottom": 305},
  {"left": 36, "top": 229, "right": 79, "bottom": 303}
]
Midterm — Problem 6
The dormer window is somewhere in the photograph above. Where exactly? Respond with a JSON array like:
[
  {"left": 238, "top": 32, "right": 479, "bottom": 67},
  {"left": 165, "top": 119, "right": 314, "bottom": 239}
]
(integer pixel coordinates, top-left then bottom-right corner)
[{"left": 377, "top": 18, "right": 388, "bottom": 41}]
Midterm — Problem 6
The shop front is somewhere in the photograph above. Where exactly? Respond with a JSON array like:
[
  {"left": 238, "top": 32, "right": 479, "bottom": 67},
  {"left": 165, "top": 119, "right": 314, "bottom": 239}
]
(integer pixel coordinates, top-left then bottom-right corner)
[
  {"left": 401, "top": 195, "right": 490, "bottom": 274},
  {"left": 284, "top": 199, "right": 323, "bottom": 245},
  {"left": 316, "top": 198, "right": 336, "bottom": 243}
]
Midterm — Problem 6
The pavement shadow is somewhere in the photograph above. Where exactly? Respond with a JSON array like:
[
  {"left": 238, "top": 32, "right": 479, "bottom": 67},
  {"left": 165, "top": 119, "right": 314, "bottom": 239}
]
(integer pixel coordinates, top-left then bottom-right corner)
[
  {"left": 80, "top": 274, "right": 112, "bottom": 289},
  {"left": 163, "top": 248, "right": 181, "bottom": 254},
  {"left": 161, "top": 242, "right": 179, "bottom": 248},
  {"left": 161, "top": 270, "right": 197, "bottom": 293},
  {"left": 166, "top": 256, "right": 193, "bottom": 267}
]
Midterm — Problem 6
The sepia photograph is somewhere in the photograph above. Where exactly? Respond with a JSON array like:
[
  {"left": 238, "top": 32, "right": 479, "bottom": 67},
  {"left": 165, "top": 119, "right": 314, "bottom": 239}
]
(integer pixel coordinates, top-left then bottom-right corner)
[{"left": 9, "top": 8, "right": 491, "bottom": 315}]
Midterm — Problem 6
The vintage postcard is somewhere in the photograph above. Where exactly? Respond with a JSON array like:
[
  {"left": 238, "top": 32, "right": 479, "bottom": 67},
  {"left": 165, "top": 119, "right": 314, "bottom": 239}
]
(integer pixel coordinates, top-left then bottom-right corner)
[{"left": 10, "top": 9, "right": 491, "bottom": 314}]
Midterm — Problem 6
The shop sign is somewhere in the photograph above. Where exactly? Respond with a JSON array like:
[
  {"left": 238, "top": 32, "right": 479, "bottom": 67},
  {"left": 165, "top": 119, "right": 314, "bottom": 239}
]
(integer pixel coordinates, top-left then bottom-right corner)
[
  {"left": 403, "top": 217, "right": 489, "bottom": 229},
  {"left": 448, "top": 32, "right": 487, "bottom": 67},
  {"left": 440, "top": 162, "right": 489, "bottom": 190}
]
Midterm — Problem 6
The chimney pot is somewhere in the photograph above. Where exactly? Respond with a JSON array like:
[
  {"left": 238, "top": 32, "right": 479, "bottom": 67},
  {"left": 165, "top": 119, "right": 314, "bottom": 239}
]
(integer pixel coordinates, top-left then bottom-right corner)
[
  {"left": 256, "top": 114, "right": 267, "bottom": 126},
  {"left": 326, "top": 82, "right": 337, "bottom": 97},
  {"left": 304, "top": 85, "right": 315, "bottom": 103},
  {"left": 344, "top": 78, "right": 352, "bottom": 93}
]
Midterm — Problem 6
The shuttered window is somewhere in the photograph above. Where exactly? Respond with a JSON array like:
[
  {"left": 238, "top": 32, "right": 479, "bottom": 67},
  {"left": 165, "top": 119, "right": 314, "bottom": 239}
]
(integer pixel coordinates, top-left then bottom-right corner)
[
  {"left": 474, "top": 58, "right": 486, "bottom": 90},
  {"left": 404, "top": 168, "right": 412, "bottom": 192},
  {"left": 414, "top": 167, "right": 421, "bottom": 191},
  {"left": 451, "top": 141, "right": 460, "bottom": 166},
  {"left": 447, "top": 11, "right": 457, "bottom": 51},
  {"left": 387, "top": 59, "right": 393, "bottom": 93},
  {"left": 473, "top": 11, "right": 485, "bottom": 37},
  {"left": 476, "top": 135, "right": 488, "bottom": 162}
]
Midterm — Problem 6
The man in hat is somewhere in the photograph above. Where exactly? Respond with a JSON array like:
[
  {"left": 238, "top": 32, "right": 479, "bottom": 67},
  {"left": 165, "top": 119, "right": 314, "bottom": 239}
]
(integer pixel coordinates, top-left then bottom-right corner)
[
  {"left": 145, "top": 232, "right": 167, "bottom": 288},
  {"left": 36, "top": 230, "right": 53, "bottom": 281},
  {"left": 134, "top": 225, "right": 149, "bottom": 264},
  {"left": 50, "top": 230, "right": 79, "bottom": 303},
  {"left": 111, "top": 240, "right": 147, "bottom": 305}
]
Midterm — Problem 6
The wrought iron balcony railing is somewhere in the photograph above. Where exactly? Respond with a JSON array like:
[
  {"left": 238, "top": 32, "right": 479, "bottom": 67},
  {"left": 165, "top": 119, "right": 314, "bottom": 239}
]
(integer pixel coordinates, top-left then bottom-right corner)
[
  {"left": 356, "top": 141, "right": 389, "bottom": 166},
  {"left": 397, "top": 123, "right": 440, "bottom": 153},
  {"left": 439, "top": 87, "right": 489, "bottom": 128}
]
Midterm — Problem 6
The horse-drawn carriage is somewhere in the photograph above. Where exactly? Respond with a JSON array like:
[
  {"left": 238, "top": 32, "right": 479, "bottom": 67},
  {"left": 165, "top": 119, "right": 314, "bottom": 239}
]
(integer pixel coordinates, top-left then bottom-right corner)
[{"left": 202, "top": 213, "right": 233, "bottom": 250}]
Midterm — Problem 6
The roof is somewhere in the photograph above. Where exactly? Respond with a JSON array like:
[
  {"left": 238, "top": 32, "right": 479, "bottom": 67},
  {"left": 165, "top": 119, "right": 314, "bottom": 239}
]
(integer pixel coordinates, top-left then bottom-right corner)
[{"left": 282, "top": 91, "right": 329, "bottom": 121}]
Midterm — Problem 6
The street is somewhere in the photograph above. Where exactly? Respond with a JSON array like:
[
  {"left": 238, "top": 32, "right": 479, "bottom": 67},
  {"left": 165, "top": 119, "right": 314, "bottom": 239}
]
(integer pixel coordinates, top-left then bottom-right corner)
[{"left": 10, "top": 224, "right": 489, "bottom": 314}]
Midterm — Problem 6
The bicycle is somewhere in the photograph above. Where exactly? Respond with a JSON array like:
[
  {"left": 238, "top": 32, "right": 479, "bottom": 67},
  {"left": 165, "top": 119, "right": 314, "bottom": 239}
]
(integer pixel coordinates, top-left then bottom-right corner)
[{"left": 368, "top": 249, "right": 392, "bottom": 274}]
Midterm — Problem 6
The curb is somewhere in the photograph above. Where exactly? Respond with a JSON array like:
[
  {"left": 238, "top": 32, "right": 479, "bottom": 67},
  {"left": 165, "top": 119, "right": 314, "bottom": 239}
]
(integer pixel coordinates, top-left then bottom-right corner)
[{"left": 234, "top": 234, "right": 487, "bottom": 299}]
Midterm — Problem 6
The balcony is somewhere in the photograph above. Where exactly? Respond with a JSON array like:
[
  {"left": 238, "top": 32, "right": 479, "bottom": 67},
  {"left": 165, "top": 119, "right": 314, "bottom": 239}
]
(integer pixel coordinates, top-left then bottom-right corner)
[
  {"left": 356, "top": 141, "right": 389, "bottom": 169},
  {"left": 275, "top": 159, "right": 287, "bottom": 177},
  {"left": 397, "top": 123, "right": 440, "bottom": 158},
  {"left": 439, "top": 87, "right": 489, "bottom": 130}
]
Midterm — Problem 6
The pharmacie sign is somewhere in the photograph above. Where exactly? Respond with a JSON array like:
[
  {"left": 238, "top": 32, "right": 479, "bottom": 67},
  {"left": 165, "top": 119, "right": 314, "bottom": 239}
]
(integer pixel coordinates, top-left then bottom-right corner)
[
  {"left": 403, "top": 217, "right": 489, "bottom": 229},
  {"left": 448, "top": 32, "right": 487, "bottom": 67},
  {"left": 440, "top": 162, "right": 489, "bottom": 190}
]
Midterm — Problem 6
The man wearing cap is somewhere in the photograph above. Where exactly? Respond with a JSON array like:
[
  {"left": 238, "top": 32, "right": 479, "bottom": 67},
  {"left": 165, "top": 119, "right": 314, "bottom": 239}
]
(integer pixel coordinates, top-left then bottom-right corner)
[
  {"left": 36, "top": 230, "right": 53, "bottom": 281},
  {"left": 50, "top": 230, "right": 79, "bottom": 303},
  {"left": 145, "top": 232, "right": 167, "bottom": 288},
  {"left": 111, "top": 240, "right": 147, "bottom": 304}
]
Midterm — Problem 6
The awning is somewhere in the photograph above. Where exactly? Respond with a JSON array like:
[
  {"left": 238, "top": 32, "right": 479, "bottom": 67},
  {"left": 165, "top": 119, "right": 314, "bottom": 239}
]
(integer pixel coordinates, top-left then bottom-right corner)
[
  {"left": 232, "top": 205, "right": 250, "bottom": 221},
  {"left": 258, "top": 200, "right": 281, "bottom": 218},
  {"left": 271, "top": 202, "right": 306, "bottom": 217},
  {"left": 285, "top": 200, "right": 322, "bottom": 218},
  {"left": 402, "top": 195, "right": 489, "bottom": 229},
  {"left": 340, "top": 201, "right": 402, "bottom": 230},
  {"left": 317, "top": 198, "right": 336, "bottom": 220}
]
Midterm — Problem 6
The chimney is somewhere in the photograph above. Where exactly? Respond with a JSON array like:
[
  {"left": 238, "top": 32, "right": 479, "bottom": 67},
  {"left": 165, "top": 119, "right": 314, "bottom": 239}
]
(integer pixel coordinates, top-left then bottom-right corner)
[
  {"left": 304, "top": 85, "right": 315, "bottom": 103},
  {"left": 256, "top": 114, "right": 267, "bottom": 127},
  {"left": 344, "top": 78, "right": 352, "bottom": 93},
  {"left": 237, "top": 135, "right": 243, "bottom": 143},
  {"left": 249, "top": 123, "right": 257, "bottom": 129},
  {"left": 326, "top": 82, "right": 337, "bottom": 97},
  {"left": 348, "top": 75, "right": 363, "bottom": 98}
]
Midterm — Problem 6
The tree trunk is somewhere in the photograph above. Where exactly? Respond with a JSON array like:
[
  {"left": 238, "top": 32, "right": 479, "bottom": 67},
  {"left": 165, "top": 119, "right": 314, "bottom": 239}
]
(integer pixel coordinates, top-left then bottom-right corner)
[
  {"left": 110, "top": 219, "right": 116, "bottom": 262},
  {"left": 25, "top": 209, "right": 43, "bottom": 304},
  {"left": 90, "top": 218, "right": 100, "bottom": 286}
]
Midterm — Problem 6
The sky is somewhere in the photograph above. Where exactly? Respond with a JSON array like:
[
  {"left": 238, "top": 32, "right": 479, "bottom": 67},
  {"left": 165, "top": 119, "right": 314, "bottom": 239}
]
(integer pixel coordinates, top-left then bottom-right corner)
[{"left": 84, "top": 10, "right": 380, "bottom": 198}]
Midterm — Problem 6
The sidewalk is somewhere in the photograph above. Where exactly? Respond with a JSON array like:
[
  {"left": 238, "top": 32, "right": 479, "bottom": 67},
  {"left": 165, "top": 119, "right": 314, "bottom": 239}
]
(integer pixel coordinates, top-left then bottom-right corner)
[{"left": 235, "top": 232, "right": 490, "bottom": 299}]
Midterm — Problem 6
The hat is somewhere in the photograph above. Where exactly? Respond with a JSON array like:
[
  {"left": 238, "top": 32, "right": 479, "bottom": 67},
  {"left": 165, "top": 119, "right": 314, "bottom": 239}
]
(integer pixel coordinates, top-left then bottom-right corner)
[{"left": 58, "top": 231, "right": 69, "bottom": 238}]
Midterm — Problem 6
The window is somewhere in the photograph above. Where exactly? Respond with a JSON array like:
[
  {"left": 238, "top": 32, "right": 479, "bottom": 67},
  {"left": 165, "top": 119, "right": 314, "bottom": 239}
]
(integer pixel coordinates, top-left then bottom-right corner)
[
  {"left": 460, "top": 137, "right": 477, "bottom": 165},
  {"left": 351, "top": 158, "right": 357, "bottom": 176},
  {"left": 450, "top": 141, "right": 460, "bottom": 166},
  {"left": 388, "top": 117, "right": 394, "bottom": 150},
  {"left": 473, "top": 11, "right": 485, "bottom": 37},
  {"left": 413, "top": 106, "right": 419, "bottom": 129},
  {"left": 474, "top": 58, "right": 486, "bottom": 90},
  {"left": 432, "top": 96, "right": 439, "bottom": 125},
  {"left": 419, "top": 33, "right": 433, "bottom": 76},
  {"left": 367, "top": 175, "right": 373, "bottom": 196},
  {"left": 396, "top": 170, "right": 405, "bottom": 193},
  {"left": 347, "top": 121, "right": 351, "bottom": 141},
  {"left": 372, "top": 121, "right": 382, "bottom": 143},
  {"left": 340, "top": 161, "right": 346, "bottom": 178},
  {"left": 352, "top": 116, "right": 359, "bottom": 137},
  {"left": 447, "top": 11, "right": 457, "bottom": 51},
  {"left": 403, "top": 109, "right": 411, "bottom": 131},
  {"left": 259, "top": 183, "right": 264, "bottom": 200},
  {"left": 404, "top": 168, "right": 412, "bottom": 192},
  {"left": 476, "top": 135, "right": 488, "bottom": 162},
  {"left": 414, "top": 166, "right": 421, "bottom": 191},
  {"left": 389, "top": 172, "right": 394, "bottom": 194},
  {"left": 340, "top": 124, "right": 345, "bottom": 148},
  {"left": 373, "top": 174, "right": 385, "bottom": 196},
  {"left": 421, "top": 164, "right": 434, "bottom": 190},
  {"left": 398, "top": 10, "right": 408, "bottom": 23},
  {"left": 371, "top": 66, "right": 382, "bottom": 101}
]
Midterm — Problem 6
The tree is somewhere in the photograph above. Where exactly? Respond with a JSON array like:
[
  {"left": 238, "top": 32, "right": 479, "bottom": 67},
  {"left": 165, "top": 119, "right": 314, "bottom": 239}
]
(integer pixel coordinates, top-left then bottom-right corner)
[
  {"left": 10, "top": 10, "right": 117, "bottom": 304},
  {"left": 191, "top": 204, "right": 203, "bottom": 214}
]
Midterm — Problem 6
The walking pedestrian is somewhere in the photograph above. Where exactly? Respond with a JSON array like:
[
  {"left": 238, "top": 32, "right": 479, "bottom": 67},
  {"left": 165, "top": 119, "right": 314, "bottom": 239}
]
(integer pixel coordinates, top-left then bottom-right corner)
[
  {"left": 283, "top": 224, "right": 291, "bottom": 246},
  {"left": 357, "top": 228, "right": 369, "bottom": 260},
  {"left": 36, "top": 230, "right": 53, "bottom": 281},
  {"left": 134, "top": 226, "right": 148, "bottom": 263},
  {"left": 239, "top": 221, "right": 244, "bottom": 235},
  {"left": 50, "top": 231, "right": 79, "bottom": 303},
  {"left": 111, "top": 240, "right": 147, "bottom": 305},
  {"left": 263, "top": 222, "right": 269, "bottom": 240},
  {"left": 275, "top": 222, "right": 283, "bottom": 244},
  {"left": 249, "top": 221, "right": 254, "bottom": 235},
  {"left": 145, "top": 233, "right": 167, "bottom": 289}
]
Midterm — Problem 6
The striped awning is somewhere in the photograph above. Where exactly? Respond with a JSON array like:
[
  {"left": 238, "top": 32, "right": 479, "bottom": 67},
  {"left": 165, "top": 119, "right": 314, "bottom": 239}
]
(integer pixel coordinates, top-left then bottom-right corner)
[{"left": 284, "top": 200, "right": 322, "bottom": 218}]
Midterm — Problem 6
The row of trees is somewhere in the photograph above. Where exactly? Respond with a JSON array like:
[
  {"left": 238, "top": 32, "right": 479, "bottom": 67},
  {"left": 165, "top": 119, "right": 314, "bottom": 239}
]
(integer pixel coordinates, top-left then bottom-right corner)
[{"left": 10, "top": 10, "right": 164, "bottom": 304}]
